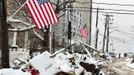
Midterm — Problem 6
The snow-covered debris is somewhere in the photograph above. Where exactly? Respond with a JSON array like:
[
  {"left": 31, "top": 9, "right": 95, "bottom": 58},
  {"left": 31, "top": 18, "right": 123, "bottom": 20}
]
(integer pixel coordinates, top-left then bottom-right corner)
[
  {"left": 0, "top": 41, "right": 108, "bottom": 75},
  {"left": 60, "top": 64, "right": 73, "bottom": 73},
  {"left": 29, "top": 51, "right": 52, "bottom": 69},
  {"left": 29, "top": 51, "right": 59, "bottom": 75},
  {"left": 0, "top": 68, "right": 30, "bottom": 75},
  {"left": 0, "top": 50, "right": 106, "bottom": 75},
  {"left": 28, "top": 49, "right": 105, "bottom": 75}
]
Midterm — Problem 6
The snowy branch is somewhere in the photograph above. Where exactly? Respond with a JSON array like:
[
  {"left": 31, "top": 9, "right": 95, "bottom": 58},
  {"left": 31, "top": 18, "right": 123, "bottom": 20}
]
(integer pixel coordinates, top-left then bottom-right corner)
[
  {"left": 7, "top": 17, "right": 31, "bottom": 27},
  {"left": 51, "top": 42, "right": 76, "bottom": 57},
  {"left": 33, "top": 29, "right": 44, "bottom": 40},
  {"left": 8, "top": 17, "right": 44, "bottom": 40},
  {"left": 79, "top": 41, "right": 100, "bottom": 53},
  {"left": 8, "top": 25, "right": 36, "bottom": 32}
]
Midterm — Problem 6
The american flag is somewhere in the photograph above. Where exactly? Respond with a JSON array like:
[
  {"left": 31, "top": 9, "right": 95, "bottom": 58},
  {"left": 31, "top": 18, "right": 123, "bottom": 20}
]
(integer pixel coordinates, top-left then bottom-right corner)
[
  {"left": 80, "top": 24, "right": 88, "bottom": 38},
  {"left": 25, "top": 0, "right": 58, "bottom": 29}
]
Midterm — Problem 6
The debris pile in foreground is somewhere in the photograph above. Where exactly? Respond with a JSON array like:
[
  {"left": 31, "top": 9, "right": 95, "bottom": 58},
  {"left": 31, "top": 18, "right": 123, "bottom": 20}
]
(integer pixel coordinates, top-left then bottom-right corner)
[{"left": 0, "top": 51, "right": 106, "bottom": 75}]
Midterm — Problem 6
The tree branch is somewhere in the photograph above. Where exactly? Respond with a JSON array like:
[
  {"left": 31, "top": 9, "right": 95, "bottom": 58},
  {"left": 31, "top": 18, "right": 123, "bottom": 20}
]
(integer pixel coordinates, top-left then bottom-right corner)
[
  {"left": 33, "top": 29, "right": 44, "bottom": 40},
  {"left": 7, "top": 17, "right": 31, "bottom": 27},
  {"left": 9, "top": 25, "right": 36, "bottom": 32}
]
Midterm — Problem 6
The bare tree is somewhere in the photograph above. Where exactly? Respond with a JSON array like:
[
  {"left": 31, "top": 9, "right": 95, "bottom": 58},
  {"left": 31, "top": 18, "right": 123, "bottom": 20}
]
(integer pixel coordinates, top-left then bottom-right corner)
[{"left": 7, "top": 0, "right": 75, "bottom": 53}]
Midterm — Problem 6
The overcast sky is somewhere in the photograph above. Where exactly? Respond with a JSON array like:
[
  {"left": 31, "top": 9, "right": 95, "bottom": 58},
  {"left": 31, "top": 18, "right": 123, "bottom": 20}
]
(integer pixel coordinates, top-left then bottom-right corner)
[{"left": 91, "top": 0, "right": 134, "bottom": 53}]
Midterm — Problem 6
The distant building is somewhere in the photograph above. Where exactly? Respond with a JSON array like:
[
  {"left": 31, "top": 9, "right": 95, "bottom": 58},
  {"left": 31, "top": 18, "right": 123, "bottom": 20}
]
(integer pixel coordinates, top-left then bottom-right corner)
[
  {"left": 54, "top": 0, "right": 92, "bottom": 47},
  {"left": 73, "top": 0, "right": 91, "bottom": 44}
]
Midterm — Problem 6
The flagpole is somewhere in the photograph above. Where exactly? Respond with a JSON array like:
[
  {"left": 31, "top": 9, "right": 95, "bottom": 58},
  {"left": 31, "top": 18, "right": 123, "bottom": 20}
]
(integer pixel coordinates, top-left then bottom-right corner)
[
  {"left": 49, "top": 25, "right": 52, "bottom": 53},
  {"left": 10, "top": 0, "right": 28, "bottom": 18}
]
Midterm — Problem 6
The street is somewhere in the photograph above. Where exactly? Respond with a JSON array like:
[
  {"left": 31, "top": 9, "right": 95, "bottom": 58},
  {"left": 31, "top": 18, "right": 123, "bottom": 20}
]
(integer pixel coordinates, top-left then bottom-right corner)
[{"left": 102, "top": 57, "right": 134, "bottom": 75}]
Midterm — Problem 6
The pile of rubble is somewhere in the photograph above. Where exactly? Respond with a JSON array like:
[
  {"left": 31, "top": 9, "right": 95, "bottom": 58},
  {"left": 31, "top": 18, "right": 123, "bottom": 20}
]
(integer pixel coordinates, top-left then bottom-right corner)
[{"left": 0, "top": 42, "right": 108, "bottom": 75}]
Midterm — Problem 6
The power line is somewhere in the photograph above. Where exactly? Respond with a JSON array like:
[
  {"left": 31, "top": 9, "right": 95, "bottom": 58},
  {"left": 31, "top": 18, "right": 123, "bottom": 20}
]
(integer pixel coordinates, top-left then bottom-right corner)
[
  {"left": 73, "top": 1, "right": 134, "bottom": 15},
  {"left": 72, "top": 7, "right": 134, "bottom": 13},
  {"left": 112, "top": 28, "right": 134, "bottom": 36},
  {"left": 98, "top": 23, "right": 134, "bottom": 36},
  {"left": 68, "top": 1, "right": 134, "bottom": 15},
  {"left": 66, "top": 8, "right": 134, "bottom": 15},
  {"left": 92, "top": 2, "right": 134, "bottom": 7},
  {"left": 74, "top": 1, "right": 134, "bottom": 7},
  {"left": 95, "top": 11, "right": 134, "bottom": 15},
  {"left": 67, "top": 9, "right": 134, "bottom": 15},
  {"left": 69, "top": 7, "right": 134, "bottom": 12},
  {"left": 99, "top": 32, "right": 134, "bottom": 43}
]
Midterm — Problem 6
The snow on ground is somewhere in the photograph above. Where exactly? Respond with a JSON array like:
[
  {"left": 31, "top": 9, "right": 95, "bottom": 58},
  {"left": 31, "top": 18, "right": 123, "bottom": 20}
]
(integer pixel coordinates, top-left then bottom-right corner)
[
  {"left": 102, "top": 57, "right": 134, "bottom": 75},
  {"left": 126, "top": 63, "right": 134, "bottom": 69}
]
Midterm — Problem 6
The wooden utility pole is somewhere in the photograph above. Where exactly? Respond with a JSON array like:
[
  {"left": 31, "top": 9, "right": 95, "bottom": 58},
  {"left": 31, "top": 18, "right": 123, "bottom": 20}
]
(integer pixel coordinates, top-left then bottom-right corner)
[
  {"left": 68, "top": 21, "right": 72, "bottom": 53},
  {"left": 68, "top": 2, "right": 72, "bottom": 53},
  {"left": 102, "top": 14, "right": 108, "bottom": 53},
  {"left": 106, "top": 21, "right": 109, "bottom": 52},
  {"left": 106, "top": 14, "right": 113, "bottom": 52},
  {"left": 95, "top": 8, "right": 99, "bottom": 49},
  {"left": 0, "top": 0, "right": 9, "bottom": 68},
  {"left": 102, "top": 14, "right": 113, "bottom": 53},
  {"left": 89, "top": 0, "right": 92, "bottom": 45},
  {"left": 0, "top": 0, "right": 2, "bottom": 68}
]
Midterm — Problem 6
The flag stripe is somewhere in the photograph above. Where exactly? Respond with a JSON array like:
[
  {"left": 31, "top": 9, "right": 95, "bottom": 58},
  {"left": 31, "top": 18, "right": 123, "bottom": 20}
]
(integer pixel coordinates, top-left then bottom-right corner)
[
  {"left": 40, "top": 5, "right": 49, "bottom": 26},
  {"left": 25, "top": 0, "right": 58, "bottom": 29},
  {"left": 32, "top": 0, "right": 44, "bottom": 28},
  {"left": 45, "top": 3, "right": 53, "bottom": 24},
  {"left": 41, "top": 5, "right": 50, "bottom": 25},
  {"left": 48, "top": 3, "right": 58, "bottom": 23},
  {"left": 29, "top": 0, "right": 43, "bottom": 29},
  {"left": 47, "top": 3, "right": 55, "bottom": 24},
  {"left": 34, "top": 0, "right": 48, "bottom": 27},
  {"left": 25, "top": 2, "right": 41, "bottom": 29},
  {"left": 43, "top": 3, "right": 52, "bottom": 25}
]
